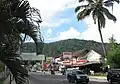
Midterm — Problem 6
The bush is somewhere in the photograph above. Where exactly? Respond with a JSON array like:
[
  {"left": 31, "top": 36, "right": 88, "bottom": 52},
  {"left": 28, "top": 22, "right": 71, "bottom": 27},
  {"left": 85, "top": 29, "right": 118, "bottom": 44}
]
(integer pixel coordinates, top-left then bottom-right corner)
[{"left": 0, "top": 62, "right": 4, "bottom": 72}]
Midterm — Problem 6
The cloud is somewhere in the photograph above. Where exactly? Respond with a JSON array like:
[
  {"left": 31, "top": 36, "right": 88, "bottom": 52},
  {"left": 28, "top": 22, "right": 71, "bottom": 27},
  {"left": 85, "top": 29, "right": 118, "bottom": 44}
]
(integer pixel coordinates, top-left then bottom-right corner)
[
  {"left": 46, "top": 28, "right": 52, "bottom": 36},
  {"left": 41, "top": 18, "right": 70, "bottom": 28},
  {"left": 27, "top": 0, "right": 120, "bottom": 44},
  {"left": 81, "top": 3, "right": 120, "bottom": 43},
  {"left": 28, "top": 0, "right": 76, "bottom": 28},
  {"left": 47, "top": 27, "right": 81, "bottom": 42}
]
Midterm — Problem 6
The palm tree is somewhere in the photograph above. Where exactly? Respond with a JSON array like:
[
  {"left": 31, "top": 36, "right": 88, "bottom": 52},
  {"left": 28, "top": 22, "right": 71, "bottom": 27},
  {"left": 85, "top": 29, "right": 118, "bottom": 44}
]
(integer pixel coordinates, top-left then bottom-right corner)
[
  {"left": 0, "top": 0, "right": 43, "bottom": 84},
  {"left": 75, "top": 0, "right": 119, "bottom": 57}
]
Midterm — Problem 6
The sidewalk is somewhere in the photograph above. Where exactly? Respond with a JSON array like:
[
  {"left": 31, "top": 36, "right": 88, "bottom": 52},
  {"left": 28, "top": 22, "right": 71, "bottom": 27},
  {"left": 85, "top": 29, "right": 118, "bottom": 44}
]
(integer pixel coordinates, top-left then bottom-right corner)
[
  {"left": 89, "top": 76, "right": 107, "bottom": 80},
  {"left": 3, "top": 75, "right": 16, "bottom": 84}
]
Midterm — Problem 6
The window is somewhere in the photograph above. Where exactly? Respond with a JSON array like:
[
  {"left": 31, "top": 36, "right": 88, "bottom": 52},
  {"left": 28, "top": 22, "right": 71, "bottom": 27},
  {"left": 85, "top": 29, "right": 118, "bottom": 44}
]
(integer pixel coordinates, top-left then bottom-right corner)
[{"left": 75, "top": 71, "right": 84, "bottom": 74}]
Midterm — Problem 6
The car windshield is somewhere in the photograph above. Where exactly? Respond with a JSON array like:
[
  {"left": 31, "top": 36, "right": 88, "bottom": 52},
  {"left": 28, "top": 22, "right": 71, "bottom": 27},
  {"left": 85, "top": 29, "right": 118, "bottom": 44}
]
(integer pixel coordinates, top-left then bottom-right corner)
[{"left": 75, "top": 71, "right": 84, "bottom": 74}]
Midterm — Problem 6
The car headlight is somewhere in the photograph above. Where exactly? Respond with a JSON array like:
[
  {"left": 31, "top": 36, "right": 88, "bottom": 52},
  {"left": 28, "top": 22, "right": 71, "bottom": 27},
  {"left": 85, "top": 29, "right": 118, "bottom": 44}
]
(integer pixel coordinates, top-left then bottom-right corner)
[
  {"left": 77, "top": 76, "right": 81, "bottom": 79},
  {"left": 86, "top": 76, "right": 89, "bottom": 79}
]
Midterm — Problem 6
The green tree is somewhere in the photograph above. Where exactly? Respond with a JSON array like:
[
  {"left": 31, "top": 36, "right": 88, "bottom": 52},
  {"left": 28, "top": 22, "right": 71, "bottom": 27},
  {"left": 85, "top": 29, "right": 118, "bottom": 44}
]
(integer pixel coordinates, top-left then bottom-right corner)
[
  {"left": 75, "top": 0, "right": 119, "bottom": 57},
  {"left": 0, "top": 0, "right": 43, "bottom": 84},
  {"left": 107, "top": 35, "right": 120, "bottom": 68}
]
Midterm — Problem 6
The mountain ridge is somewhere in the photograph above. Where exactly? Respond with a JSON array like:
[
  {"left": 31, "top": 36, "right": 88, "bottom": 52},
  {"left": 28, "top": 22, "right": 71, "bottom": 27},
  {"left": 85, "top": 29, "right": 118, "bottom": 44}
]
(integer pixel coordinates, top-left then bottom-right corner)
[{"left": 22, "top": 39, "right": 109, "bottom": 57}]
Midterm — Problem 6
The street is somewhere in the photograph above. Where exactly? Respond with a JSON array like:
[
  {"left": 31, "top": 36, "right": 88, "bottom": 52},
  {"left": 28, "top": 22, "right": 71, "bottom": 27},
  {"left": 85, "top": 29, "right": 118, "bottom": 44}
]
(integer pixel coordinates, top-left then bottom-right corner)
[{"left": 29, "top": 72, "right": 108, "bottom": 84}]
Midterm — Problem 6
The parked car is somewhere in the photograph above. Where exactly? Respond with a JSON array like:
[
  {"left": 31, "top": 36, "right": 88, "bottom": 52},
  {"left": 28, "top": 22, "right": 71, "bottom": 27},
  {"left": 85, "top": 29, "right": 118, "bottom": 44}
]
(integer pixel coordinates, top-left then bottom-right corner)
[
  {"left": 67, "top": 70, "right": 89, "bottom": 84},
  {"left": 107, "top": 69, "right": 120, "bottom": 84},
  {"left": 66, "top": 68, "right": 73, "bottom": 76}
]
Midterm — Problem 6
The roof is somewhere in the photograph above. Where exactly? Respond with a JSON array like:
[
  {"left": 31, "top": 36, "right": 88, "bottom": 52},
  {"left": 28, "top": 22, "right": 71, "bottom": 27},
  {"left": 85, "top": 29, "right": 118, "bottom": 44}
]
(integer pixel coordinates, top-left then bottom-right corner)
[
  {"left": 72, "top": 49, "right": 89, "bottom": 57},
  {"left": 21, "top": 53, "right": 45, "bottom": 60},
  {"left": 92, "top": 49, "right": 104, "bottom": 56}
]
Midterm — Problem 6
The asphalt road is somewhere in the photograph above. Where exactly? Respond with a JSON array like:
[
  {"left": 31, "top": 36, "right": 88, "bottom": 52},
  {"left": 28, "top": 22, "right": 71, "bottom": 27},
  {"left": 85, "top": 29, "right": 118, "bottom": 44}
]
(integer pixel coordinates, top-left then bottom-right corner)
[{"left": 29, "top": 72, "right": 108, "bottom": 84}]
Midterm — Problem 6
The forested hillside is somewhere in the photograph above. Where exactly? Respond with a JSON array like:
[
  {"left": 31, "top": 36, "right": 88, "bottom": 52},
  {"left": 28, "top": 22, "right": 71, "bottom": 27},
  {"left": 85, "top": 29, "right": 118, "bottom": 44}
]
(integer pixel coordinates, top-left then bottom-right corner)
[{"left": 22, "top": 39, "right": 109, "bottom": 57}]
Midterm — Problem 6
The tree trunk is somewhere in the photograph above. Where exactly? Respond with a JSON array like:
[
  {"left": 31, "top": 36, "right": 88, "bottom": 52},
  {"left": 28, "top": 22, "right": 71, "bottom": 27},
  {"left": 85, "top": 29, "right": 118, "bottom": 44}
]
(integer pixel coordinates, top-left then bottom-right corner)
[{"left": 98, "top": 19, "right": 107, "bottom": 57}]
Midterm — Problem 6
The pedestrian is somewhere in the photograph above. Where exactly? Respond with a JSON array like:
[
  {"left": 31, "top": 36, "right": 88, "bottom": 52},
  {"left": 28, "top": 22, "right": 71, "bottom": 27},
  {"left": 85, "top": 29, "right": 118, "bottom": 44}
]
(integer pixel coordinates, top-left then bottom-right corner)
[{"left": 44, "top": 70, "right": 45, "bottom": 74}]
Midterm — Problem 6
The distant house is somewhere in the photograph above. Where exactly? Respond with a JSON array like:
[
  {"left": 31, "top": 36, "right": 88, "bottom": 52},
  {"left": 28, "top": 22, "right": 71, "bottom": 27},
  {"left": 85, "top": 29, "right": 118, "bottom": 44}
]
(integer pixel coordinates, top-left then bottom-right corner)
[
  {"left": 21, "top": 53, "right": 45, "bottom": 61},
  {"left": 86, "top": 50, "right": 102, "bottom": 63},
  {"left": 72, "top": 49, "right": 89, "bottom": 59},
  {"left": 57, "top": 49, "right": 89, "bottom": 67},
  {"left": 81, "top": 50, "right": 103, "bottom": 72}
]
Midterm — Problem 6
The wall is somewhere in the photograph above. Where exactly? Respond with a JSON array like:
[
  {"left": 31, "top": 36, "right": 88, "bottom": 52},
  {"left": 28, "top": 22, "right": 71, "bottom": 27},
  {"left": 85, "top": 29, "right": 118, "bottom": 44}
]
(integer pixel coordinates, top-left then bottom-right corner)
[{"left": 86, "top": 50, "right": 102, "bottom": 63}]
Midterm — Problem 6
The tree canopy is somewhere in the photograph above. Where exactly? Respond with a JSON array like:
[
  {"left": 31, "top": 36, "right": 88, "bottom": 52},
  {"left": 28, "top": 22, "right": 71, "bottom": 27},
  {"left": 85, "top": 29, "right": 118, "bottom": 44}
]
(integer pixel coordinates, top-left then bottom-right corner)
[
  {"left": 0, "top": 0, "right": 43, "bottom": 84},
  {"left": 107, "top": 35, "right": 120, "bottom": 68},
  {"left": 75, "top": 0, "right": 119, "bottom": 57}
]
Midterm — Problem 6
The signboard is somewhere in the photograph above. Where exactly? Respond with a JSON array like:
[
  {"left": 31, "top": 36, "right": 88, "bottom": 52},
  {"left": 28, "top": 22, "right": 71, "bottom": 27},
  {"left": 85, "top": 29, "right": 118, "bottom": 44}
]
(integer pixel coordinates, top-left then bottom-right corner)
[
  {"left": 63, "top": 60, "right": 88, "bottom": 66},
  {"left": 21, "top": 53, "right": 45, "bottom": 60},
  {"left": 76, "top": 60, "right": 88, "bottom": 65},
  {"left": 62, "top": 52, "right": 72, "bottom": 59}
]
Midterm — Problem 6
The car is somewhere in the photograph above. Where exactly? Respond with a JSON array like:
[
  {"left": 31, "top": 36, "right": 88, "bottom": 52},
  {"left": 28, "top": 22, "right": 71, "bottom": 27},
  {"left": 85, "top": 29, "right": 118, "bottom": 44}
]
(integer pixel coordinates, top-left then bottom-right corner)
[
  {"left": 67, "top": 70, "right": 89, "bottom": 84},
  {"left": 66, "top": 68, "right": 73, "bottom": 76},
  {"left": 107, "top": 69, "right": 120, "bottom": 84}
]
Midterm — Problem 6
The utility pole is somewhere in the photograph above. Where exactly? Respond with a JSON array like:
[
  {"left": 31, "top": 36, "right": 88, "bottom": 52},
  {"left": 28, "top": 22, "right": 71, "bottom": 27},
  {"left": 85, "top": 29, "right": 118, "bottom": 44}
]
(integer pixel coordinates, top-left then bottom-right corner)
[
  {"left": 4, "top": 65, "right": 7, "bottom": 78},
  {"left": 41, "top": 59, "right": 44, "bottom": 71},
  {"left": 9, "top": 72, "right": 12, "bottom": 84}
]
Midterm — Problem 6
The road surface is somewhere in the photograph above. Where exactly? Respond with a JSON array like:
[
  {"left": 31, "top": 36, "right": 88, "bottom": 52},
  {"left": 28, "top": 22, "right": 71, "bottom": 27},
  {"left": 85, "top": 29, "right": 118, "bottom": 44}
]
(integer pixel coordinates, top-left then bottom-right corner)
[{"left": 29, "top": 72, "right": 108, "bottom": 84}]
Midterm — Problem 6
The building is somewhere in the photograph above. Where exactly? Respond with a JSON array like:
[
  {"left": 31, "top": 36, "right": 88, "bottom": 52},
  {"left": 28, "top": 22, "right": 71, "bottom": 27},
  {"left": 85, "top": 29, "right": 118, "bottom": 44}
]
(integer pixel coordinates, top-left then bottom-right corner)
[
  {"left": 54, "top": 49, "right": 89, "bottom": 67},
  {"left": 54, "top": 49, "right": 103, "bottom": 72},
  {"left": 20, "top": 53, "right": 45, "bottom": 71},
  {"left": 79, "top": 50, "right": 103, "bottom": 72}
]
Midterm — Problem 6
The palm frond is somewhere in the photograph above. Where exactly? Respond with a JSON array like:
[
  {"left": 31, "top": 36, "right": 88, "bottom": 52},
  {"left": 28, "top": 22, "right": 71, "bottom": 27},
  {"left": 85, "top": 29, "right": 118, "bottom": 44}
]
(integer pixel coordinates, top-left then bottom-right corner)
[
  {"left": 11, "top": 0, "right": 30, "bottom": 19},
  {"left": 92, "top": 10, "right": 97, "bottom": 24},
  {"left": 75, "top": 5, "right": 89, "bottom": 13},
  {"left": 104, "top": 1, "right": 114, "bottom": 7},
  {"left": 1, "top": 53, "right": 29, "bottom": 84},
  {"left": 104, "top": 0, "right": 119, "bottom": 13},
  {"left": 98, "top": 11, "right": 106, "bottom": 28},
  {"left": 23, "top": 21, "right": 44, "bottom": 55},
  {"left": 0, "top": 0, "right": 43, "bottom": 84},
  {"left": 79, "top": 0, "right": 94, "bottom": 3},
  {"left": 77, "top": 8, "right": 93, "bottom": 21},
  {"left": 79, "top": 0, "right": 84, "bottom": 2},
  {"left": 102, "top": 7, "right": 116, "bottom": 22},
  {"left": 104, "top": 0, "right": 120, "bottom": 4}
]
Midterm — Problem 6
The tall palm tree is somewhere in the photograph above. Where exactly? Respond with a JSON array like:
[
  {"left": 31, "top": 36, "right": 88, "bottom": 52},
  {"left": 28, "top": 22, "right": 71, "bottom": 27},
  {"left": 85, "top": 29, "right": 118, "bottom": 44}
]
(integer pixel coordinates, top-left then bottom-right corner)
[
  {"left": 0, "top": 0, "right": 43, "bottom": 84},
  {"left": 75, "top": 0, "right": 119, "bottom": 57}
]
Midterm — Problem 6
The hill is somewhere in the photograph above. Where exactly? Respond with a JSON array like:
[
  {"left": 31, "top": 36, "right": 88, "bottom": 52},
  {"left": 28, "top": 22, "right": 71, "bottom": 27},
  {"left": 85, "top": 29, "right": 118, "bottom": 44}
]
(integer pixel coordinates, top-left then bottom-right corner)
[{"left": 22, "top": 39, "right": 109, "bottom": 57}]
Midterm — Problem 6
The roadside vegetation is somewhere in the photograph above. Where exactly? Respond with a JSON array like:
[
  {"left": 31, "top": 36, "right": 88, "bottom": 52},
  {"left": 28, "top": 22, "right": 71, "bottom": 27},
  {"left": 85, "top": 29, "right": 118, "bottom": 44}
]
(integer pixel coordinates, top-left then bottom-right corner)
[
  {"left": 106, "top": 35, "right": 120, "bottom": 68},
  {"left": 75, "top": 0, "right": 119, "bottom": 57}
]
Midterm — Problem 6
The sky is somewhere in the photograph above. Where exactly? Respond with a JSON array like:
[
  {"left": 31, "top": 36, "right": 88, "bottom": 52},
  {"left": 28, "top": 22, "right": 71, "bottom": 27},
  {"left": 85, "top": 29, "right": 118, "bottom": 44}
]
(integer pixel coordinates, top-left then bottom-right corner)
[{"left": 27, "top": 0, "right": 120, "bottom": 43}]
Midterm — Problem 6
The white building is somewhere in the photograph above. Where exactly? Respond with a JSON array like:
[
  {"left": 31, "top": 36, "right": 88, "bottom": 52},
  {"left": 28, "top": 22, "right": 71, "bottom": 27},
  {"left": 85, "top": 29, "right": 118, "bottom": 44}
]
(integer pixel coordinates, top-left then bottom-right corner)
[{"left": 85, "top": 50, "right": 102, "bottom": 63}]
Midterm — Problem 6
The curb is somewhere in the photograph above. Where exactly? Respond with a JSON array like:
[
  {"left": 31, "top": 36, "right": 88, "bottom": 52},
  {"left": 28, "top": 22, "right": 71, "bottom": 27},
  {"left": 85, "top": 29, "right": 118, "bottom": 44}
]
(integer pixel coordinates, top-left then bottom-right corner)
[{"left": 89, "top": 76, "right": 107, "bottom": 80}]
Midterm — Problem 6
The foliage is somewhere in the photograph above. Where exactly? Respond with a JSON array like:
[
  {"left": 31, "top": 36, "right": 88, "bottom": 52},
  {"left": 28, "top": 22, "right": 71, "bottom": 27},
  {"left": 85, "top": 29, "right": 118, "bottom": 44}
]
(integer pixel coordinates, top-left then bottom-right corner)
[
  {"left": 0, "top": 79, "right": 3, "bottom": 84},
  {"left": 75, "top": 0, "right": 119, "bottom": 56},
  {"left": 107, "top": 36, "right": 120, "bottom": 68},
  {"left": 22, "top": 39, "right": 109, "bottom": 57},
  {"left": 0, "top": 61, "right": 4, "bottom": 72},
  {"left": 0, "top": 0, "right": 43, "bottom": 84}
]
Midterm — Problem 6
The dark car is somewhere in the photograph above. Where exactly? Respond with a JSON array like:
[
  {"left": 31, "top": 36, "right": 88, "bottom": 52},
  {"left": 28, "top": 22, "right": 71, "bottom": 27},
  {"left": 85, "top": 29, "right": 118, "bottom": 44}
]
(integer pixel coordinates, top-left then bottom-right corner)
[
  {"left": 107, "top": 69, "right": 120, "bottom": 84},
  {"left": 67, "top": 70, "right": 89, "bottom": 84}
]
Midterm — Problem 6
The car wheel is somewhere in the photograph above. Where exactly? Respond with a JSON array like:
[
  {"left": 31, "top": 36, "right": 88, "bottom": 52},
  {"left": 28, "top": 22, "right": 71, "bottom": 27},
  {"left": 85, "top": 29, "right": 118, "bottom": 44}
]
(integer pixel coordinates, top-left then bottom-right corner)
[
  {"left": 71, "top": 78, "right": 75, "bottom": 83},
  {"left": 108, "top": 79, "right": 112, "bottom": 84},
  {"left": 68, "top": 77, "right": 71, "bottom": 82},
  {"left": 75, "top": 80, "right": 78, "bottom": 84}
]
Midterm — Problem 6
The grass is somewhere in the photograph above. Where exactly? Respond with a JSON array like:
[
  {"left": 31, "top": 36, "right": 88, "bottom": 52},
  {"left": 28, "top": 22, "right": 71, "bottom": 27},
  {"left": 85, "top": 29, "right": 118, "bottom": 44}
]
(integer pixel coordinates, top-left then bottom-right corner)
[
  {"left": 0, "top": 80, "right": 3, "bottom": 84},
  {"left": 0, "top": 78, "right": 4, "bottom": 84},
  {"left": 92, "top": 72, "right": 107, "bottom": 77}
]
